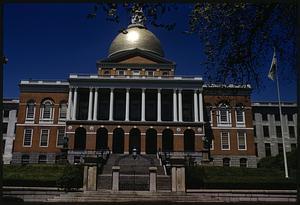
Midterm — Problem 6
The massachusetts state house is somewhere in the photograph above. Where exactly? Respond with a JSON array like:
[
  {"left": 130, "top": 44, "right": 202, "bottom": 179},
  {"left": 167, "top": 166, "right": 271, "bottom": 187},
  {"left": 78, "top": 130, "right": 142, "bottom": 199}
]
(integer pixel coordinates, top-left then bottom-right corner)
[{"left": 13, "top": 11, "right": 257, "bottom": 168}]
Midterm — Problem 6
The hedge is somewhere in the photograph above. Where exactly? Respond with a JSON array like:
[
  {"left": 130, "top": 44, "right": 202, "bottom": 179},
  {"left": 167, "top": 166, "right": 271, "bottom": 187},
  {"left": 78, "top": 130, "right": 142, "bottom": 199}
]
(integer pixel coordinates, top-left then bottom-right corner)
[
  {"left": 186, "top": 166, "right": 296, "bottom": 189},
  {"left": 3, "top": 164, "right": 83, "bottom": 188}
]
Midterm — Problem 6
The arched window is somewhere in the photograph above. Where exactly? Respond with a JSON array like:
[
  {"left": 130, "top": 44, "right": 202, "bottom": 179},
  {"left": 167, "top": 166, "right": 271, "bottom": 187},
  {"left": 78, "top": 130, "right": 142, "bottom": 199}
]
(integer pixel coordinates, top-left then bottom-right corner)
[
  {"left": 41, "top": 99, "right": 54, "bottom": 120},
  {"left": 21, "top": 154, "right": 30, "bottom": 164},
  {"left": 59, "top": 102, "right": 67, "bottom": 120},
  {"left": 223, "top": 158, "right": 230, "bottom": 167},
  {"left": 236, "top": 104, "right": 245, "bottom": 126},
  {"left": 38, "top": 155, "right": 47, "bottom": 164},
  {"left": 240, "top": 158, "right": 247, "bottom": 167},
  {"left": 218, "top": 103, "right": 231, "bottom": 125},
  {"left": 184, "top": 129, "right": 195, "bottom": 152},
  {"left": 26, "top": 100, "right": 35, "bottom": 120}
]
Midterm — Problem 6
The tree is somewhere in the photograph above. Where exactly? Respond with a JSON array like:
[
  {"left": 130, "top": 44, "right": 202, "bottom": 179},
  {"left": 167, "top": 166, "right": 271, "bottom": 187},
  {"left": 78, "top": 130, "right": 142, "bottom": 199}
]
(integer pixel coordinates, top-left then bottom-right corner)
[{"left": 87, "top": 2, "right": 296, "bottom": 89}]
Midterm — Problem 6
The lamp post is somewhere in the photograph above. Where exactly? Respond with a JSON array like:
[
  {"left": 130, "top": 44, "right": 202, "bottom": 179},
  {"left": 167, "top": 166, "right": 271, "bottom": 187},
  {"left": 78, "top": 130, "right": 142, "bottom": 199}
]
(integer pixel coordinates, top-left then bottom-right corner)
[{"left": 132, "top": 147, "right": 137, "bottom": 190}]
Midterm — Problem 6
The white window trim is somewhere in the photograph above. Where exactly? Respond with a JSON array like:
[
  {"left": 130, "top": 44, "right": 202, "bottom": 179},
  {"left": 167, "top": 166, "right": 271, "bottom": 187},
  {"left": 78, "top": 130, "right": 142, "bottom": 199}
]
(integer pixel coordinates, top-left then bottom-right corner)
[
  {"left": 236, "top": 108, "right": 246, "bottom": 127},
  {"left": 237, "top": 132, "right": 247, "bottom": 150},
  {"left": 40, "top": 101, "right": 54, "bottom": 123},
  {"left": 23, "top": 128, "right": 33, "bottom": 147},
  {"left": 39, "top": 129, "right": 50, "bottom": 147},
  {"left": 25, "top": 103, "right": 35, "bottom": 123},
  {"left": 56, "top": 128, "right": 65, "bottom": 147},
  {"left": 217, "top": 105, "right": 232, "bottom": 127},
  {"left": 210, "top": 139, "right": 214, "bottom": 150},
  {"left": 221, "top": 132, "right": 230, "bottom": 150},
  {"left": 59, "top": 103, "right": 67, "bottom": 121}
]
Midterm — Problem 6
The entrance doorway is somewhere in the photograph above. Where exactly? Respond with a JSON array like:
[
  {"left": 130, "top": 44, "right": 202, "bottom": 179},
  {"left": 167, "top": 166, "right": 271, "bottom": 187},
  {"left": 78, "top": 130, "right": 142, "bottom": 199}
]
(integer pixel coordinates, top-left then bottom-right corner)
[
  {"left": 96, "top": 128, "right": 108, "bottom": 150},
  {"left": 129, "top": 128, "right": 141, "bottom": 154},
  {"left": 112, "top": 128, "right": 124, "bottom": 154},
  {"left": 184, "top": 129, "right": 195, "bottom": 152},
  {"left": 146, "top": 128, "right": 157, "bottom": 154},
  {"left": 162, "top": 129, "right": 173, "bottom": 152}
]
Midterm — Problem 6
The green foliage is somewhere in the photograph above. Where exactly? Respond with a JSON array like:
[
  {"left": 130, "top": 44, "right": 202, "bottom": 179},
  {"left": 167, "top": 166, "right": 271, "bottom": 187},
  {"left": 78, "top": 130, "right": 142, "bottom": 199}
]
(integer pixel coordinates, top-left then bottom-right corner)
[
  {"left": 258, "top": 149, "right": 297, "bottom": 170},
  {"left": 186, "top": 166, "right": 296, "bottom": 189},
  {"left": 3, "top": 164, "right": 83, "bottom": 188},
  {"left": 56, "top": 164, "right": 83, "bottom": 190}
]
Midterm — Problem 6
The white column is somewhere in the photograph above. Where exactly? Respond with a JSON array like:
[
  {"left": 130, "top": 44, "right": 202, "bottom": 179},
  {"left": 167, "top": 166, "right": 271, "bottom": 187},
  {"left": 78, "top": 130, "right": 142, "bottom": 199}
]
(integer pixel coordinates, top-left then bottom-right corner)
[
  {"left": 72, "top": 87, "right": 78, "bottom": 120},
  {"left": 194, "top": 90, "right": 199, "bottom": 122},
  {"left": 173, "top": 89, "right": 177, "bottom": 122},
  {"left": 141, "top": 88, "right": 145, "bottom": 121},
  {"left": 88, "top": 88, "right": 93, "bottom": 120},
  {"left": 157, "top": 89, "right": 161, "bottom": 122},
  {"left": 93, "top": 88, "right": 98, "bottom": 120},
  {"left": 178, "top": 89, "right": 183, "bottom": 122},
  {"left": 198, "top": 91, "right": 204, "bottom": 122},
  {"left": 109, "top": 88, "right": 114, "bottom": 121},
  {"left": 125, "top": 88, "right": 130, "bottom": 121},
  {"left": 67, "top": 87, "right": 73, "bottom": 120}
]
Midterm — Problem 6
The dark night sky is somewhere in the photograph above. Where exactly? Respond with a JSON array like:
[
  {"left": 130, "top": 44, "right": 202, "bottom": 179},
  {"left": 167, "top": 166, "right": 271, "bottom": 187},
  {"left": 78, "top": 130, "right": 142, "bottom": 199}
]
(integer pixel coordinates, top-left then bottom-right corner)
[{"left": 3, "top": 3, "right": 297, "bottom": 102}]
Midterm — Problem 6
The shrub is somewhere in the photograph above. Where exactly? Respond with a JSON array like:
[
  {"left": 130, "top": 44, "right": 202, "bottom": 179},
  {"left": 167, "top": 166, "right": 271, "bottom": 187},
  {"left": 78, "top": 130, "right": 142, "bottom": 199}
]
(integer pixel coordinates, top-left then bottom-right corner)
[{"left": 56, "top": 164, "right": 83, "bottom": 190}]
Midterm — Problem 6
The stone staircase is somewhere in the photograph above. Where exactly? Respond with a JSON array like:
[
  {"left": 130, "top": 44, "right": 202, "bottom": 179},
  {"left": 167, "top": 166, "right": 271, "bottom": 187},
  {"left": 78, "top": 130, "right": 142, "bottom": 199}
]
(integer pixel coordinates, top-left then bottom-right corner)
[{"left": 98, "top": 154, "right": 171, "bottom": 191}]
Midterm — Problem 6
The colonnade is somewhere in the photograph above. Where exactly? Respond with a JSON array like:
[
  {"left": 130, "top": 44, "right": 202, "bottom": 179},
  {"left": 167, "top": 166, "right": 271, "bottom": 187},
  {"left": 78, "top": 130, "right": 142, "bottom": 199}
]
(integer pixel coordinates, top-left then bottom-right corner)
[{"left": 66, "top": 87, "right": 204, "bottom": 122}]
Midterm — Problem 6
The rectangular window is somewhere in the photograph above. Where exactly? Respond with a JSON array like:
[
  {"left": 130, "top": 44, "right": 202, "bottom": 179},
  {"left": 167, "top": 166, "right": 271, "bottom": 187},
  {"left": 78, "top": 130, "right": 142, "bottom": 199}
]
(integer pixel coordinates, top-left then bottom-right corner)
[
  {"left": 254, "top": 143, "right": 258, "bottom": 157},
  {"left": 117, "top": 70, "right": 125, "bottom": 76},
  {"left": 262, "top": 113, "right": 268, "bottom": 121},
  {"left": 287, "top": 114, "right": 293, "bottom": 121},
  {"left": 59, "top": 104, "right": 67, "bottom": 119},
  {"left": 2, "top": 140, "right": 5, "bottom": 154},
  {"left": 2, "top": 123, "right": 8, "bottom": 133},
  {"left": 238, "top": 132, "right": 247, "bottom": 150},
  {"left": 289, "top": 126, "right": 295, "bottom": 138},
  {"left": 14, "top": 123, "right": 17, "bottom": 134},
  {"left": 220, "top": 109, "right": 228, "bottom": 122},
  {"left": 291, "top": 143, "right": 297, "bottom": 151},
  {"left": 263, "top": 126, "right": 269, "bottom": 138},
  {"left": 278, "top": 143, "right": 283, "bottom": 155},
  {"left": 4, "top": 110, "right": 9, "bottom": 117},
  {"left": 147, "top": 71, "right": 154, "bottom": 76},
  {"left": 221, "top": 132, "right": 230, "bottom": 150},
  {"left": 210, "top": 139, "right": 214, "bottom": 150},
  {"left": 40, "top": 129, "right": 49, "bottom": 147},
  {"left": 265, "top": 143, "right": 271, "bottom": 157},
  {"left": 57, "top": 129, "right": 65, "bottom": 147},
  {"left": 274, "top": 113, "right": 280, "bottom": 121},
  {"left": 276, "top": 126, "right": 282, "bottom": 138},
  {"left": 26, "top": 104, "right": 35, "bottom": 119},
  {"left": 23, "top": 129, "right": 33, "bottom": 146},
  {"left": 236, "top": 109, "right": 244, "bottom": 123},
  {"left": 253, "top": 126, "right": 256, "bottom": 138}
]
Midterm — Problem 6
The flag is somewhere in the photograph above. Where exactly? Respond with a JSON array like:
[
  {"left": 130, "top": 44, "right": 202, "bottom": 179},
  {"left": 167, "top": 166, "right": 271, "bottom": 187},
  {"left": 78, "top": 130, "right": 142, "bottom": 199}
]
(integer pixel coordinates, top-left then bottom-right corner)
[{"left": 268, "top": 49, "right": 277, "bottom": 81}]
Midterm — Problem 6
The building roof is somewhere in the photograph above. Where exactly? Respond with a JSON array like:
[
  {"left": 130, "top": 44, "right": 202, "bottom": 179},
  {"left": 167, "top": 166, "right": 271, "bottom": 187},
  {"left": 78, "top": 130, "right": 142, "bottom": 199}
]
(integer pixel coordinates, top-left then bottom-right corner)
[{"left": 108, "top": 24, "right": 164, "bottom": 58}]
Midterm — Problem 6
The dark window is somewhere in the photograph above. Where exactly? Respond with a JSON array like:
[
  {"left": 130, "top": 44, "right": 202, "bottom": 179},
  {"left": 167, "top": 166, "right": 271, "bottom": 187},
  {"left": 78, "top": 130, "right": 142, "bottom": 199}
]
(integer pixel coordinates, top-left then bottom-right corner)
[
  {"left": 263, "top": 126, "right": 269, "bottom": 138},
  {"left": 104, "top": 70, "right": 110, "bottom": 75},
  {"left": 289, "top": 126, "right": 295, "bottom": 138},
  {"left": 14, "top": 123, "right": 16, "bottom": 134},
  {"left": 38, "top": 155, "right": 47, "bottom": 164},
  {"left": 265, "top": 143, "right": 271, "bottom": 157},
  {"left": 21, "top": 155, "right": 30, "bottom": 164},
  {"left": 274, "top": 113, "right": 280, "bottom": 121},
  {"left": 262, "top": 113, "right": 268, "bottom": 121},
  {"left": 223, "top": 158, "right": 230, "bottom": 167},
  {"left": 287, "top": 114, "right": 293, "bottom": 121},
  {"left": 253, "top": 126, "right": 256, "bottom": 137},
  {"left": 4, "top": 110, "right": 9, "bottom": 117},
  {"left": 291, "top": 144, "right": 297, "bottom": 151},
  {"left": 278, "top": 143, "right": 283, "bottom": 155},
  {"left": 74, "top": 156, "right": 81, "bottom": 164},
  {"left": 162, "top": 71, "right": 168, "bottom": 76},
  {"left": 2, "top": 123, "right": 8, "bottom": 133},
  {"left": 254, "top": 143, "right": 258, "bottom": 157},
  {"left": 2, "top": 140, "right": 5, "bottom": 154},
  {"left": 240, "top": 158, "right": 247, "bottom": 167},
  {"left": 276, "top": 126, "right": 282, "bottom": 138}
]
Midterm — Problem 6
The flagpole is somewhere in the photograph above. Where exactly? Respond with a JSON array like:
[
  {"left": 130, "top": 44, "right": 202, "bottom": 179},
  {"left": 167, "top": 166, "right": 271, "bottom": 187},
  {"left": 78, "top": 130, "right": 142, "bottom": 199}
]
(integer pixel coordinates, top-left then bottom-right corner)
[{"left": 275, "top": 53, "right": 289, "bottom": 179}]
